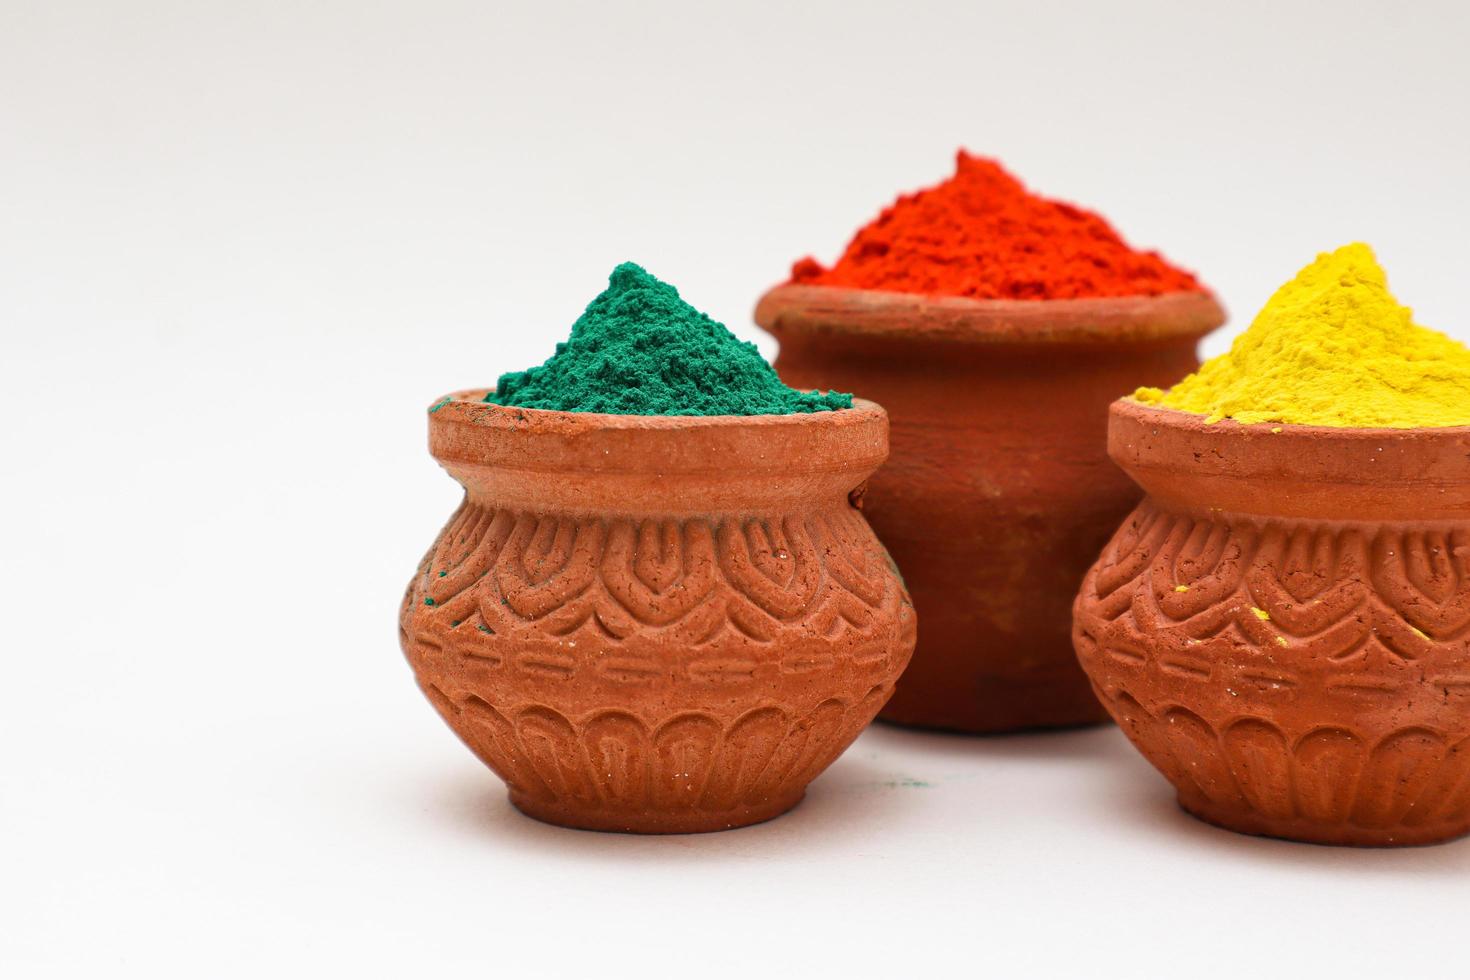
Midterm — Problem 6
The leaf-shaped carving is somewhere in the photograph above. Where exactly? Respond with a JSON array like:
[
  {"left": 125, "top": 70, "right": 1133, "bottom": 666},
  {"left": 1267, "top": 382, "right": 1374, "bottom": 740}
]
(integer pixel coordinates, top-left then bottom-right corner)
[
  {"left": 1291, "top": 727, "right": 1364, "bottom": 824},
  {"left": 517, "top": 706, "right": 597, "bottom": 805},
  {"left": 494, "top": 516, "right": 604, "bottom": 621},
  {"left": 582, "top": 711, "right": 649, "bottom": 807},
  {"left": 807, "top": 590, "right": 878, "bottom": 639},
  {"left": 652, "top": 714, "right": 722, "bottom": 809},
  {"left": 1246, "top": 528, "right": 1368, "bottom": 642},
  {"left": 1404, "top": 530, "right": 1457, "bottom": 603},
  {"left": 1160, "top": 707, "right": 1244, "bottom": 809},
  {"left": 1277, "top": 526, "right": 1338, "bottom": 603},
  {"left": 457, "top": 695, "right": 541, "bottom": 798},
  {"left": 1402, "top": 736, "right": 1470, "bottom": 827},
  {"left": 744, "top": 699, "right": 846, "bottom": 803},
  {"left": 1091, "top": 504, "right": 1173, "bottom": 605},
  {"left": 1221, "top": 718, "right": 1293, "bottom": 820},
  {"left": 724, "top": 594, "right": 779, "bottom": 642},
  {"left": 1350, "top": 728, "right": 1447, "bottom": 828},
  {"left": 600, "top": 520, "right": 717, "bottom": 626},
  {"left": 1372, "top": 530, "right": 1470, "bottom": 640},
  {"left": 717, "top": 517, "right": 821, "bottom": 621},
  {"left": 1372, "top": 605, "right": 1437, "bottom": 661},
  {"left": 810, "top": 509, "right": 888, "bottom": 609},
  {"left": 1153, "top": 519, "right": 1248, "bottom": 622},
  {"left": 699, "top": 707, "right": 788, "bottom": 810},
  {"left": 426, "top": 506, "right": 516, "bottom": 606}
]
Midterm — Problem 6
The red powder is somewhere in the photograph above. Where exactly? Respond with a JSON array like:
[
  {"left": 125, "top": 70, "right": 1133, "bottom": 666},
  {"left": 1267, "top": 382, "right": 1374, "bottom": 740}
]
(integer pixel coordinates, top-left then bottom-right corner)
[{"left": 791, "top": 152, "right": 1204, "bottom": 300}]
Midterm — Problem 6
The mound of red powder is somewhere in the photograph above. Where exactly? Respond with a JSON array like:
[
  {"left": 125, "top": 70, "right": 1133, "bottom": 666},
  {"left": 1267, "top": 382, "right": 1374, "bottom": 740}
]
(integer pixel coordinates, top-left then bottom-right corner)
[{"left": 791, "top": 152, "right": 1204, "bottom": 300}]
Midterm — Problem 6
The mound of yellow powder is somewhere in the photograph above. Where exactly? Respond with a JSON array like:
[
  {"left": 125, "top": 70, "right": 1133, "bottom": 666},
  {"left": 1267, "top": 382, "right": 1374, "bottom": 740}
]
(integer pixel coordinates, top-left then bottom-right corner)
[{"left": 1134, "top": 243, "right": 1470, "bottom": 428}]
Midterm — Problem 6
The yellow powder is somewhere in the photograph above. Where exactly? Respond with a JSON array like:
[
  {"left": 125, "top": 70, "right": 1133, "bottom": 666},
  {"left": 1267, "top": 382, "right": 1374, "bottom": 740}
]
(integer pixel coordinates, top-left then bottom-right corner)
[{"left": 1134, "top": 243, "right": 1470, "bottom": 427}]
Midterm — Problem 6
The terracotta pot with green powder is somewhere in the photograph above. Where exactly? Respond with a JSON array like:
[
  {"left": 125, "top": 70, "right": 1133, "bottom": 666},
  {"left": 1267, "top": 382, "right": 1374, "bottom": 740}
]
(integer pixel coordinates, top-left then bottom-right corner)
[
  {"left": 1074, "top": 244, "right": 1470, "bottom": 847},
  {"left": 757, "top": 154, "right": 1225, "bottom": 734},
  {"left": 400, "top": 263, "right": 916, "bottom": 834}
]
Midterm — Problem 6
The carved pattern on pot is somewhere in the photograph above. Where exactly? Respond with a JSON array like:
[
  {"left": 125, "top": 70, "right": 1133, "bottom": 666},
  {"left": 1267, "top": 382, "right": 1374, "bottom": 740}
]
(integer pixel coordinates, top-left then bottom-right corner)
[
  {"left": 417, "top": 683, "right": 892, "bottom": 819},
  {"left": 400, "top": 500, "right": 916, "bottom": 830},
  {"left": 1074, "top": 501, "right": 1470, "bottom": 845}
]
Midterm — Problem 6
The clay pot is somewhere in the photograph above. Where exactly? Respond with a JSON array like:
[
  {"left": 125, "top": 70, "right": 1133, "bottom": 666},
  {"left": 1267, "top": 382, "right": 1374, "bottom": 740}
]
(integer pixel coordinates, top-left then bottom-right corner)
[
  {"left": 399, "top": 393, "right": 916, "bottom": 833},
  {"left": 755, "top": 285, "right": 1223, "bottom": 732},
  {"left": 1074, "top": 400, "right": 1470, "bottom": 846}
]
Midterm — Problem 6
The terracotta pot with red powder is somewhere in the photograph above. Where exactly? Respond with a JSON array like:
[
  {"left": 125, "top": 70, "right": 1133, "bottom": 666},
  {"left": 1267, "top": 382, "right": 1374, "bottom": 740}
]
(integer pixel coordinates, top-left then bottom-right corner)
[{"left": 756, "top": 153, "right": 1224, "bottom": 733}]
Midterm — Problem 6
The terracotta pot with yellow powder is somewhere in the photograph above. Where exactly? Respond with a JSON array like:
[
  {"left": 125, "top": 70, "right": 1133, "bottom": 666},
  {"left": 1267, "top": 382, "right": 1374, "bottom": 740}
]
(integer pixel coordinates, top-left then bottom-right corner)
[
  {"left": 757, "top": 154, "right": 1225, "bottom": 733},
  {"left": 1074, "top": 244, "right": 1470, "bottom": 846}
]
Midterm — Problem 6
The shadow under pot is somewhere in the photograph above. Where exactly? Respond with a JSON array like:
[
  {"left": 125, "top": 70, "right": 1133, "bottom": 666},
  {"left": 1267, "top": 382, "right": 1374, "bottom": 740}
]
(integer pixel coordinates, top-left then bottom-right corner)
[
  {"left": 400, "top": 393, "right": 916, "bottom": 833},
  {"left": 756, "top": 285, "right": 1223, "bottom": 733},
  {"left": 1074, "top": 400, "right": 1470, "bottom": 846}
]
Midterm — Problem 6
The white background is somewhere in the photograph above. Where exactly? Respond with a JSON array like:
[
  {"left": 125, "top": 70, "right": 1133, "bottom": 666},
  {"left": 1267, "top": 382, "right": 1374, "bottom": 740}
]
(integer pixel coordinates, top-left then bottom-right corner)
[{"left": 4, "top": 1, "right": 1468, "bottom": 977}]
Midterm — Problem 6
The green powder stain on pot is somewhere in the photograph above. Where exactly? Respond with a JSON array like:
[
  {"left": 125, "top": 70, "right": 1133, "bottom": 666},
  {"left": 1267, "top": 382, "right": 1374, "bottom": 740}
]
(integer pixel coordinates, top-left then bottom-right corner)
[{"left": 488, "top": 262, "right": 852, "bottom": 416}]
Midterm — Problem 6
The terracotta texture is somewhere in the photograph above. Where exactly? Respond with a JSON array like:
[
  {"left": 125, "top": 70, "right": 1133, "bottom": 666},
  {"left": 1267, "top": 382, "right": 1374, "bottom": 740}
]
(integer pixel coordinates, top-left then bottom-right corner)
[
  {"left": 400, "top": 393, "right": 916, "bottom": 833},
  {"left": 756, "top": 285, "right": 1223, "bottom": 732},
  {"left": 1074, "top": 400, "right": 1470, "bottom": 846}
]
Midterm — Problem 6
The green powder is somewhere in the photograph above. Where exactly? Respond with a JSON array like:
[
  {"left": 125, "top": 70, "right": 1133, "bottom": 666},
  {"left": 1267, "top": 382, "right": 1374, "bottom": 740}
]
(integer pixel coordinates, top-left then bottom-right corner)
[{"left": 488, "top": 262, "right": 852, "bottom": 416}]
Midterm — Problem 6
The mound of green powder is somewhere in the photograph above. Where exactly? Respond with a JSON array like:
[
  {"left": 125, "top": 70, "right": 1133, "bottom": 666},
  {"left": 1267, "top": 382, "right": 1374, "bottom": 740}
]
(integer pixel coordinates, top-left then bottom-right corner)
[{"left": 488, "top": 262, "right": 852, "bottom": 416}]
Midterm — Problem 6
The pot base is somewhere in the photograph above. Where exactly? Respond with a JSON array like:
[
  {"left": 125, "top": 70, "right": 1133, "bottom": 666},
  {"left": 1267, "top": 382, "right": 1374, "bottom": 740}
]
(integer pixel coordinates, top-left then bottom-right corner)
[
  {"left": 879, "top": 696, "right": 1111, "bottom": 736},
  {"left": 876, "top": 675, "right": 1105, "bottom": 734},
  {"left": 508, "top": 790, "right": 805, "bottom": 835},
  {"left": 1178, "top": 793, "right": 1470, "bottom": 849}
]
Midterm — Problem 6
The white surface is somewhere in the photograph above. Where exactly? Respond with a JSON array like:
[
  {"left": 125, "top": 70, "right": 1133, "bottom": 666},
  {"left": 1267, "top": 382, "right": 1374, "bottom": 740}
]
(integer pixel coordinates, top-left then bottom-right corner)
[{"left": 3, "top": 2, "right": 1468, "bottom": 977}]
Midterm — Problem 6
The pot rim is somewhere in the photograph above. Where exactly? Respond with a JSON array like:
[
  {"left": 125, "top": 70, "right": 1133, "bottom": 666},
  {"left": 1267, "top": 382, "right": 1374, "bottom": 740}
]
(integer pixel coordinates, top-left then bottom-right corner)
[
  {"left": 432, "top": 388, "right": 879, "bottom": 433},
  {"left": 425, "top": 391, "right": 889, "bottom": 513},
  {"left": 754, "top": 283, "right": 1225, "bottom": 346},
  {"left": 1115, "top": 397, "right": 1470, "bottom": 440},
  {"left": 1109, "top": 399, "right": 1470, "bottom": 521}
]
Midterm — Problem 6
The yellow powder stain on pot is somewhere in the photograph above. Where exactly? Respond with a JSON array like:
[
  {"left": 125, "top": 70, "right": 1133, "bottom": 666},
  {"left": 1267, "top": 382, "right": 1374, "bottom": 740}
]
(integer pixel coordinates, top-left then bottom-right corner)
[
  {"left": 1174, "top": 584, "right": 1190, "bottom": 593},
  {"left": 1251, "top": 607, "right": 1271, "bottom": 621},
  {"left": 1134, "top": 243, "right": 1470, "bottom": 427}
]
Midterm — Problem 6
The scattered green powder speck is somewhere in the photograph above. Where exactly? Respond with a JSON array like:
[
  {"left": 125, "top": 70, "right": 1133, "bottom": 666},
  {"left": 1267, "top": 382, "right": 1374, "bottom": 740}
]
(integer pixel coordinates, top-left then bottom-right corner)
[
  {"left": 487, "top": 262, "right": 852, "bottom": 416},
  {"left": 423, "top": 597, "right": 435, "bottom": 606}
]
